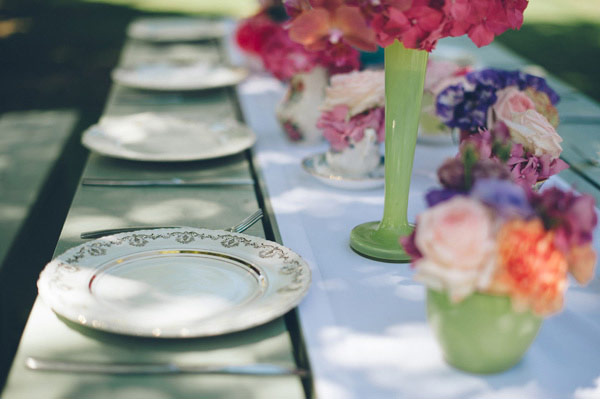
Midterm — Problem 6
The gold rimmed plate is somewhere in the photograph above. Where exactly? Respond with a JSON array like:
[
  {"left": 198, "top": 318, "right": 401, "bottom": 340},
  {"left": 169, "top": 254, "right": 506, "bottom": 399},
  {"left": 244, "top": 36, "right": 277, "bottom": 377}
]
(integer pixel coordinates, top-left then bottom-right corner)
[{"left": 37, "top": 228, "right": 311, "bottom": 338}]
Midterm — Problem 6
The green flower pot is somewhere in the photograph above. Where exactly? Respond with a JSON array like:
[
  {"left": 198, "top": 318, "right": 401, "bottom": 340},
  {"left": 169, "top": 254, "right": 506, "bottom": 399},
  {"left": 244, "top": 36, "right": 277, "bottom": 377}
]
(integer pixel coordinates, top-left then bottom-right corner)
[{"left": 426, "top": 289, "right": 543, "bottom": 374}]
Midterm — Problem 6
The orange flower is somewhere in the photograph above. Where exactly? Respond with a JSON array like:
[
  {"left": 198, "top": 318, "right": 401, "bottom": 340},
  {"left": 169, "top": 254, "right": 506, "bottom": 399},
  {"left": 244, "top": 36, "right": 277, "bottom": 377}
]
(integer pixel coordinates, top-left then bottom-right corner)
[
  {"left": 567, "top": 245, "right": 597, "bottom": 285},
  {"left": 287, "top": 0, "right": 378, "bottom": 52},
  {"left": 489, "top": 219, "right": 568, "bottom": 316}
]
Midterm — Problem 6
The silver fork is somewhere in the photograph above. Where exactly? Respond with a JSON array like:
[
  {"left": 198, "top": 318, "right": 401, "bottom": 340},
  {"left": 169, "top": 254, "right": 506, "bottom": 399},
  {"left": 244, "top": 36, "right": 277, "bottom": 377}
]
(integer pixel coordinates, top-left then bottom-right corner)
[{"left": 80, "top": 209, "right": 263, "bottom": 239}]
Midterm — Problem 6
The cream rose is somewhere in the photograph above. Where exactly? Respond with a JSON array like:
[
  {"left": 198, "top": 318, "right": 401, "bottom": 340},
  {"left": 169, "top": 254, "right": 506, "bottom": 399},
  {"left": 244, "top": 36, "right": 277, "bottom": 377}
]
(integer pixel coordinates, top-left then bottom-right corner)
[
  {"left": 489, "top": 87, "right": 535, "bottom": 127},
  {"left": 321, "top": 69, "right": 384, "bottom": 117},
  {"left": 414, "top": 196, "right": 496, "bottom": 302},
  {"left": 503, "top": 109, "right": 563, "bottom": 159}
]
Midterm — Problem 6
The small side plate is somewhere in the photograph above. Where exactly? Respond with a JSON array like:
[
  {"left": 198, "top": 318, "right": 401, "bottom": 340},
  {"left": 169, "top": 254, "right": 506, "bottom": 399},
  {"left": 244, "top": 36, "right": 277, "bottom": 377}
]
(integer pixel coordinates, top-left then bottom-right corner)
[{"left": 301, "top": 153, "right": 385, "bottom": 190}]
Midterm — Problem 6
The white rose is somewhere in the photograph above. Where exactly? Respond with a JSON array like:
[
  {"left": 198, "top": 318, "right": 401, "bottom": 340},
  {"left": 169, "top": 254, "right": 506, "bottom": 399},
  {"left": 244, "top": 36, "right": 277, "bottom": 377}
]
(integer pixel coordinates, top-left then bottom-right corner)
[
  {"left": 321, "top": 69, "right": 384, "bottom": 117},
  {"left": 503, "top": 109, "right": 563, "bottom": 159}
]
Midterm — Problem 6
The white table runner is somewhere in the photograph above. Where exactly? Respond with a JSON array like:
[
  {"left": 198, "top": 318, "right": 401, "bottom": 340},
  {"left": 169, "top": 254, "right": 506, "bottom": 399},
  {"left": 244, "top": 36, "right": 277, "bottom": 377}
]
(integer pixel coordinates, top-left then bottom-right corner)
[{"left": 230, "top": 33, "right": 600, "bottom": 399}]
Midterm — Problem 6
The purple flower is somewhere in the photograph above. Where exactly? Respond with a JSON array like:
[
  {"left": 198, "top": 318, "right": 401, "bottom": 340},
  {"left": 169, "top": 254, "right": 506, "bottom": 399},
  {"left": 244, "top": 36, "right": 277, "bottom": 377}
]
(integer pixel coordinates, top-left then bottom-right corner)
[
  {"left": 532, "top": 188, "right": 598, "bottom": 251},
  {"left": 425, "top": 189, "right": 462, "bottom": 207},
  {"left": 437, "top": 158, "right": 467, "bottom": 190},
  {"left": 436, "top": 68, "right": 560, "bottom": 132},
  {"left": 470, "top": 178, "right": 534, "bottom": 218}
]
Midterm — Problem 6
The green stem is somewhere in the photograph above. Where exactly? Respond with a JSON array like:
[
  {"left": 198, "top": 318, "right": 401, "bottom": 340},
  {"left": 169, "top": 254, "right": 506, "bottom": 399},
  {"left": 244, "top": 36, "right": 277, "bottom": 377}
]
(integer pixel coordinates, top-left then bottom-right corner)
[{"left": 379, "top": 41, "right": 428, "bottom": 235}]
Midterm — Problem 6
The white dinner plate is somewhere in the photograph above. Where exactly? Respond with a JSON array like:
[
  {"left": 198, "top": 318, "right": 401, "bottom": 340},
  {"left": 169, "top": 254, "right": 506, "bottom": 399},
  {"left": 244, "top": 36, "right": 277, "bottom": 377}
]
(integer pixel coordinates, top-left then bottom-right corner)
[
  {"left": 38, "top": 228, "right": 311, "bottom": 338},
  {"left": 112, "top": 61, "right": 248, "bottom": 91},
  {"left": 81, "top": 113, "right": 256, "bottom": 162},
  {"left": 127, "top": 17, "right": 227, "bottom": 42},
  {"left": 301, "top": 153, "right": 385, "bottom": 190}
]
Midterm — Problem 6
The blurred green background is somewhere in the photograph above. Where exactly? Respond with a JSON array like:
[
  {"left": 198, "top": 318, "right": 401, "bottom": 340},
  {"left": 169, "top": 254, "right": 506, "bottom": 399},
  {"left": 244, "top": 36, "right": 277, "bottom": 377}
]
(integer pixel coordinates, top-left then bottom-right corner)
[{"left": 0, "top": 0, "right": 598, "bottom": 117}]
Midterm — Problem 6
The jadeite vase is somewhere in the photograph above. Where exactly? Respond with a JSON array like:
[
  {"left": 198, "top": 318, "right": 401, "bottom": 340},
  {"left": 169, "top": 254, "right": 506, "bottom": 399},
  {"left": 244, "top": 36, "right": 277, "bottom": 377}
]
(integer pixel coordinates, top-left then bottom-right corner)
[
  {"left": 427, "top": 289, "right": 543, "bottom": 374},
  {"left": 350, "top": 41, "right": 428, "bottom": 261}
]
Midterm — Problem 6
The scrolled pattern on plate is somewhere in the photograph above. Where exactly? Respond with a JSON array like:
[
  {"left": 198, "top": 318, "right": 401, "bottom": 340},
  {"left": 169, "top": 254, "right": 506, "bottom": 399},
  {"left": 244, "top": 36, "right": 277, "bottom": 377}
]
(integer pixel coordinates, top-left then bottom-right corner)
[{"left": 38, "top": 228, "right": 311, "bottom": 338}]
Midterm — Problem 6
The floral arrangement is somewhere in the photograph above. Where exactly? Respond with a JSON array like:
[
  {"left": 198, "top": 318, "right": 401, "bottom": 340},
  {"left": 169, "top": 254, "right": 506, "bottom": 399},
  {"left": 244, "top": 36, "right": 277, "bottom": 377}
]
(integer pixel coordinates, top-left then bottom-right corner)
[
  {"left": 236, "top": 2, "right": 360, "bottom": 81},
  {"left": 317, "top": 69, "right": 385, "bottom": 150},
  {"left": 434, "top": 68, "right": 567, "bottom": 187},
  {"left": 401, "top": 150, "right": 597, "bottom": 316},
  {"left": 316, "top": 69, "right": 385, "bottom": 175},
  {"left": 284, "top": 0, "right": 529, "bottom": 53},
  {"left": 436, "top": 68, "right": 560, "bottom": 132}
]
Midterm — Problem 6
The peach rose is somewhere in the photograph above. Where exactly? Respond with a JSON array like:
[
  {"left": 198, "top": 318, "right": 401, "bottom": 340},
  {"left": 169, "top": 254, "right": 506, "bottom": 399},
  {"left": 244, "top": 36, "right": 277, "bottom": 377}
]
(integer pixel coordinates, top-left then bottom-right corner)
[
  {"left": 503, "top": 109, "right": 563, "bottom": 159},
  {"left": 489, "top": 87, "right": 535, "bottom": 126},
  {"left": 321, "top": 69, "right": 384, "bottom": 117},
  {"left": 414, "top": 196, "right": 496, "bottom": 302}
]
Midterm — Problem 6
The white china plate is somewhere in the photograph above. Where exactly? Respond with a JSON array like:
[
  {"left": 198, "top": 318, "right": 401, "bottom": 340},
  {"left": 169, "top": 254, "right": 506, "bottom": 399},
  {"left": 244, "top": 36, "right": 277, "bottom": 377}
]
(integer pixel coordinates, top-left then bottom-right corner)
[
  {"left": 301, "top": 153, "right": 385, "bottom": 190},
  {"left": 37, "top": 228, "right": 311, "bottom": 338},
  {"left": 81, "top": 113, "right": 256, "bottom": 162},
  {"left": 112, "top": 61, "right": 248, "bottom": 91},
  {"left": 127, "top": 17, "right": 227, "bottom": 42}
]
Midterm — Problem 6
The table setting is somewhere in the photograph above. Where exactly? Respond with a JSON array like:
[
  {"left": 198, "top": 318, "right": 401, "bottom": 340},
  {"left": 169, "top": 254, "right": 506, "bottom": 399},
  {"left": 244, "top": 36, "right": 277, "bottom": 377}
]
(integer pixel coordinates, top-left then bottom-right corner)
[{"left": 2, "top": 1, "right": 600, "bottom": 398}]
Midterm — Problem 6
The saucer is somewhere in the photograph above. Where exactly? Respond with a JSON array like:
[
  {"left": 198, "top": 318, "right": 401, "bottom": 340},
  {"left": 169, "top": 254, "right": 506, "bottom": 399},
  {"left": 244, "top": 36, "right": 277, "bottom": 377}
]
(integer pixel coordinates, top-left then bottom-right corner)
[{"left": 301, "top": 153, "right": 384, "bottom": 190}]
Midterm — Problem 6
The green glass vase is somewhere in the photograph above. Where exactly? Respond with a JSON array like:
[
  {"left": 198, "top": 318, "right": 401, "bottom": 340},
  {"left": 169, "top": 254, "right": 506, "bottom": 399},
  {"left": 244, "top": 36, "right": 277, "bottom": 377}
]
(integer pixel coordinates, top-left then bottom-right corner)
[
  {"left": 349, "top": 41, "right": 428, "bottom": 262},
  {"left": 427, "top": 289, "right": 543, "bottom": 374}
]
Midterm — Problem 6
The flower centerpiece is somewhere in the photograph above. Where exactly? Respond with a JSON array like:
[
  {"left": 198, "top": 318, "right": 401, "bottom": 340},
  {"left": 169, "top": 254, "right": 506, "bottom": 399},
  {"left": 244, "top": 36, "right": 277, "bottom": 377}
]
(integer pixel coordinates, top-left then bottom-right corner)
[
  {"left": 317, "top": 69, "right": 385, "bottom": 176},
  {"left": 435, "top": 68, "right": 568, "bottom": 188},
  {"left": 283, "top": 0, "right": 530, "bottom": 261},
  {"left": 235, "top": 2, "right": 361, "bottom": 143},
  {"left": 401, "top": 149, "right": 597, "bottom": 373}
]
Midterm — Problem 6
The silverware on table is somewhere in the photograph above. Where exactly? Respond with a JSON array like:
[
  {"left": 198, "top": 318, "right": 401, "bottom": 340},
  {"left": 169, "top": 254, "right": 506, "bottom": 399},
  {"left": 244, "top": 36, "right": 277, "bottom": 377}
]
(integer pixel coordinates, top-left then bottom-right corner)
[
  {"left": 25, "top": 357, "right": 308, "bottom": 377},
  {"left": 82, "top": 177, "right": 255, "bottom": 187},
  {"left": 80, "top": 209, "right": 263, "bottom": 239}
]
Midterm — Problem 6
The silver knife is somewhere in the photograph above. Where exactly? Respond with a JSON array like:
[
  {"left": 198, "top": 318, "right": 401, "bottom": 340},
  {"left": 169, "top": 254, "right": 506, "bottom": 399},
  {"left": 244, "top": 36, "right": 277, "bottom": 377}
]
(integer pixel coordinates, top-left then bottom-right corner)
[
  {"left": 82, "top": 177, "right": 255, "bottom": 187},
  {"left": 25, "top": 357, "right": 308, "bottom": 377}
]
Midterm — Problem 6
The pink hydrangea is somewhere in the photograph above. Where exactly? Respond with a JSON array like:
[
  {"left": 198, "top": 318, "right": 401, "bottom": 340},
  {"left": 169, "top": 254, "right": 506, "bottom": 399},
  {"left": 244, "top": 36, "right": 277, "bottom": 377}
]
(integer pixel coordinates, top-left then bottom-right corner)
[
  {"left": 260, "top": 28, "right": 320, "bottom": 81},
  {"left": 317, "top": 105, "right": 385, "bottom": 151},
  {"left": 284, "top": 0, "right": 529, "bottom": 52}
]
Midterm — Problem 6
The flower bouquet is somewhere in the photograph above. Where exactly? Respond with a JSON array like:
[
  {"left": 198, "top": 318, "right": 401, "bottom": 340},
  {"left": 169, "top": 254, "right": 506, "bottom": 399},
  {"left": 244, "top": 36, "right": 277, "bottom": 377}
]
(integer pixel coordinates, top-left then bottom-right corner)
[
  {"left": 235, "top": 2, "right": 360, "bottom": 143},
  {"left": 316, "top": 69, "right": 385, "bottom": 177},
  {"left": 435, "top": 68, "right": 568, "bottom": 187},
  {"left": 283, "top": 0, "right": 530, "bottom": 261},
  {"left": 401, "top": 149, "right": 597, "bottom": 373}
]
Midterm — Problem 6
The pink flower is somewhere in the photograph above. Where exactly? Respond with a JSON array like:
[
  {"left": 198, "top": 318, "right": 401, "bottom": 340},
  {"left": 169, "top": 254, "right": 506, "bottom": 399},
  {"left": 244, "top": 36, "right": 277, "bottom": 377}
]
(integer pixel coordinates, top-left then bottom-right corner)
[
  {"left": 287, "top": 0, "right": 378, "bottom": 52},
  {"left": 445, "top": 0, "right": 528, "bottom": 47},
  {"left": 317, "top": 105, "right": 385, "bottom": 151},
  {"left": 370, "top": 1, "right": 450, "bottom": 51},
  {"left": 490, "top": 87, "right": 536, "bottom": 125},
  {"left": 507, "top": 145, "right": 569, "bottom": 189},
  {"left": 235, "top": 12, "right": 283, "bottom": 55},
  {"left": 413, "top": 196, "right": 497, "bottom": 301},
  {"left": 532, "top": 188, "right": 598, "bottom": 251},
  {"left": 260, "top": 28, "right": 319, "bottom": 80}
]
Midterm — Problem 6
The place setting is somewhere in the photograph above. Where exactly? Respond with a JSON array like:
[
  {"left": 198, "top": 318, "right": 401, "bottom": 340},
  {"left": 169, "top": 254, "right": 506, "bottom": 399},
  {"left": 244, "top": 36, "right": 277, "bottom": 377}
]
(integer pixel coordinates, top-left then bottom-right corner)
[
  {"left": 36, "top": 211, "right": 311, "bottom": 340},
  {"left": 81, "top": 112, "right": 256, "bottom": 163}
]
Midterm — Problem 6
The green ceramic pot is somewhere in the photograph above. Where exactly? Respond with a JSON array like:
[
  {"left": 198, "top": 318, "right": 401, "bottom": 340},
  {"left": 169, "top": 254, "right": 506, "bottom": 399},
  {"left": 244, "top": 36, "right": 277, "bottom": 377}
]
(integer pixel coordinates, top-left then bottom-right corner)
[{"left": 426, "top": 289, "right": 543, "bottom": 374}]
